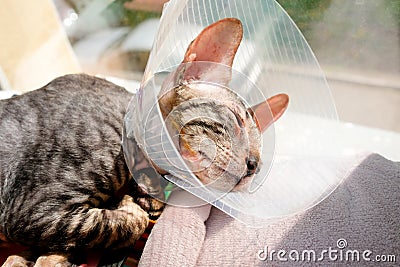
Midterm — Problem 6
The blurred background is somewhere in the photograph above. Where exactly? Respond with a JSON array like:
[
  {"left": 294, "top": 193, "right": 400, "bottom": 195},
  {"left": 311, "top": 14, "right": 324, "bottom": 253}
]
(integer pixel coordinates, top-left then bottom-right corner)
[{"left": 0, "top": 0, "right": 399, "bottom": 133}]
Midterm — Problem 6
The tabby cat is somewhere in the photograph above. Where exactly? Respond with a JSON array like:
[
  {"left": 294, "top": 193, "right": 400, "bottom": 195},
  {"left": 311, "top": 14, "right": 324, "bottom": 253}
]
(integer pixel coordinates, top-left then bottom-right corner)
[{"left": 0, "top": 18, "right": 288, "bottom": 266}]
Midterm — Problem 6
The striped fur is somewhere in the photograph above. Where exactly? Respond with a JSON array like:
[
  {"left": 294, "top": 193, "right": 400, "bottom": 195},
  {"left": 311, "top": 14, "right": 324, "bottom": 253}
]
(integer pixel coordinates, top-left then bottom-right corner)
[{"left": 0, "top": 74, "right": 164, "bottom": 257}]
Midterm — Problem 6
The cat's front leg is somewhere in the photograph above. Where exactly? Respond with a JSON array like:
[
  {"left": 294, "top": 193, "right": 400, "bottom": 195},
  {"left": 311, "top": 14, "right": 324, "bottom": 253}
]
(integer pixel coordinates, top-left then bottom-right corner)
[
  {"left": 81, "top": 194, "right": 149, "bottom": 250},
  {"left": 6, "top": 195, "right": 150, "bottom": 254}
]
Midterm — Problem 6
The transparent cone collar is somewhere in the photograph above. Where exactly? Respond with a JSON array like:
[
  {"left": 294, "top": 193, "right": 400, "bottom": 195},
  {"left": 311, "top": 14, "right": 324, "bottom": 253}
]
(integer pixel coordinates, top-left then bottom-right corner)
[{"left": 123, "top": 0, "right": 343, "bottom": 225}]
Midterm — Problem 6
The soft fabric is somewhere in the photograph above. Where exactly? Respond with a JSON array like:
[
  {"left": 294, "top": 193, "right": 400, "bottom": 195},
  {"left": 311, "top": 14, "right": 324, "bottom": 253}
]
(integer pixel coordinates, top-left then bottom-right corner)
[
  {"left": 138, "top": 205, "right": 211, "bottom": 266},
  {"left": 139, "top": 154, "right": 400, "bottom": 266}
]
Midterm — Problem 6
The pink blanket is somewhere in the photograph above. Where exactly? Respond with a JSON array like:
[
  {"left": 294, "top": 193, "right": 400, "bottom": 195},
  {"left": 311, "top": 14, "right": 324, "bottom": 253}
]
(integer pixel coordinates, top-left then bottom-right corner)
[{"left": 140, "top": 154, "right": 400, "bottom": 266}]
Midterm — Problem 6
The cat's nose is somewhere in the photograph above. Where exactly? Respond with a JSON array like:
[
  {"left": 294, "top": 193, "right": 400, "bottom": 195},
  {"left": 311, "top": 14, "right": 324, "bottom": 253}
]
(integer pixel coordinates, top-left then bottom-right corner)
[{"left": 246, "top": 156, "right": 258, "bottom": 176}]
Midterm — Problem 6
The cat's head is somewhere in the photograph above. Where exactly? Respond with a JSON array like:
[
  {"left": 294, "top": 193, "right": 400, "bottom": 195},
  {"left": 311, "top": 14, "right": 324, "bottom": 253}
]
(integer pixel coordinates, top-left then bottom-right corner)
[{"left": 158, "top": 18, "right": 288, "bottom": 191}]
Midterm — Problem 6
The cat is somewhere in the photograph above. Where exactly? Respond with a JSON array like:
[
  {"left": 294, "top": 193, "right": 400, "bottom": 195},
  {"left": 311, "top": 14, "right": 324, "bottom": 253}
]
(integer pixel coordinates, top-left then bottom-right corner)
[
  {"left": 0, "top": 18, "right": 288, "bottom": 266},
  {"left": 0, "top": 74, "right": 165, "bottom": 266}
]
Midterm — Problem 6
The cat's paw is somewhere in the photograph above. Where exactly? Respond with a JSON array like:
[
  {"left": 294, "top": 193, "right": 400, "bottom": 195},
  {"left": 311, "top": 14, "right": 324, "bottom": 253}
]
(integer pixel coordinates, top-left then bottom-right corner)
[
  {"left": 136, "top": 196, "right": 164, "bottom": 220},
  {"left": 2, "top": 255, "right": 33, "bottom": 267},
  {"left": 33, "top": 255, "right": 71, "bottom": 267},
  {"left": 118, "top": 195, "right": 149, "bottom": 229}
]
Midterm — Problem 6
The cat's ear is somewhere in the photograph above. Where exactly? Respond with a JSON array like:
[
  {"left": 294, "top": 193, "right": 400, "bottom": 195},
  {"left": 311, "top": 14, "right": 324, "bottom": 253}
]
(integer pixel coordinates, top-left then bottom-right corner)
[
  {"left": 179, "top": 18, "right": 243, "bottom": 84},
  {"left": 249, "top": 94, "right": 289, "bottom": 132},
  {"left": 183, "top": 18, "right": 243, "bottom": 66}
]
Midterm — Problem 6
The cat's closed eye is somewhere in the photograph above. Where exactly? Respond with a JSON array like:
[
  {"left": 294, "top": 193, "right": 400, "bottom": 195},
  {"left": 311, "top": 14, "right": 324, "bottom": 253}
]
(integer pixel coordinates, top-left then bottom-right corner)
[
  {"left": 230, "top": 107, "right": 246, "bottom": 129},
  {"left": 225, "top": 102, "right": 248, "bottom": 136}
]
